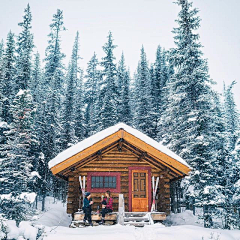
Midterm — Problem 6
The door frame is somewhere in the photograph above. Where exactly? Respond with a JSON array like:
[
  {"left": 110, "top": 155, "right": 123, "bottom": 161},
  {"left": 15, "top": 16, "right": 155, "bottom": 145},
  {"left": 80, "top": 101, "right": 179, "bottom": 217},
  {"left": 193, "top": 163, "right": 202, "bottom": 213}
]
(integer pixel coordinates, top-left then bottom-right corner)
[{"left": 128, "top": 166, "right": 152, "bottom": 212}]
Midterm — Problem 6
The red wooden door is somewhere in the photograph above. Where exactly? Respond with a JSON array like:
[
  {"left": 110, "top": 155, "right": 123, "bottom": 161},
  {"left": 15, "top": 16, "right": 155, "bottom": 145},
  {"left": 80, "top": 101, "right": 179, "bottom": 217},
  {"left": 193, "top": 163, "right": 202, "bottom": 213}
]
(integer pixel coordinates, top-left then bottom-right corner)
[{"left": 132, "top": 170, "right": 148, "bottom": 212}]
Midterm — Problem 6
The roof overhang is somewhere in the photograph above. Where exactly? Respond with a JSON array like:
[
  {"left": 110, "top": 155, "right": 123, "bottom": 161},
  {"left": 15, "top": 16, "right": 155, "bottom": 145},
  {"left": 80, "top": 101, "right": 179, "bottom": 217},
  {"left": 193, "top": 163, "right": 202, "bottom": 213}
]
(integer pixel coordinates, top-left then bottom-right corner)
[{"left": 49, "top": 123, "right": 191, "bottom": 178}]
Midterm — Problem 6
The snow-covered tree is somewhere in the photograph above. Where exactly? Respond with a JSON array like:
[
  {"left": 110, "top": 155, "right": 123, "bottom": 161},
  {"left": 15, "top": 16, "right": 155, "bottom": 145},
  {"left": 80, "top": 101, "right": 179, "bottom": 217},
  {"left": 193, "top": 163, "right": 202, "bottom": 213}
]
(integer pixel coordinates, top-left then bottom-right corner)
[
  {"left": 61, "top": 32, "right": 81, "bottom": 149},
  {"left": 0, "top": 31, "right": 16, "bottom": 123},
  {"left": 0, "top": 40, "right": 4, "bottom": 67},
  {"left": 223, "top": 81, "right": 239, "bottom": 152},
  {"left": 74, "top": 68, "right": 85, "bottom": 141},
  {"left": 15, "top": 4, "right": 34, "bottom": 91},
  {"left": 161, "top": 0, "right": 225, "bottom": 227},
  {"left": 117, "top": 53, "right": 132, "bottom": 125},
  {"left": 42, "top": 9, "right": 66, "bottom": 159},
  {"left": 134, "top": 46, "right": 153, "bottom": 137},
  {"left": 0, "top": 90, "right": 37, "bottom": 224},
  {"left": 150, "top": 46, "right": 169, "bottom": 139},
  {"left": 98, "top": 32, "right": 119, "bottom": 129},
  {"left": 84, "top": 52, "right": 101, "bottom": 136},
  {"left": 30, "top": 52, "right": 42, "bottom": 103}
]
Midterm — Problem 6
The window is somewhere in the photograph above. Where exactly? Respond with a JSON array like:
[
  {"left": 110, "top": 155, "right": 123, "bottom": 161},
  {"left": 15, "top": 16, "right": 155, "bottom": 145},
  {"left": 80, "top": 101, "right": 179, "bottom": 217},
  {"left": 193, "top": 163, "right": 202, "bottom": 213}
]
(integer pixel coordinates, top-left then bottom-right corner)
[
  {"left": 91, "top": 176, "right": 117, "bottom": 189},
  {"left": 87, "top": 172, "right": 120, "bottom": 193}
]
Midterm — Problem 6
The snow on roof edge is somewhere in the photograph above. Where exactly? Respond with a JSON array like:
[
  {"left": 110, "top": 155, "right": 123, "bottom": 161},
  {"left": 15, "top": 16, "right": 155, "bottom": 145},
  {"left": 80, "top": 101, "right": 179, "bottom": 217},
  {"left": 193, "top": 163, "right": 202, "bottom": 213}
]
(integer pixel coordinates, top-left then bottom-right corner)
[{"left": 48, "top": 123, "right": 190, "bottom": 170}]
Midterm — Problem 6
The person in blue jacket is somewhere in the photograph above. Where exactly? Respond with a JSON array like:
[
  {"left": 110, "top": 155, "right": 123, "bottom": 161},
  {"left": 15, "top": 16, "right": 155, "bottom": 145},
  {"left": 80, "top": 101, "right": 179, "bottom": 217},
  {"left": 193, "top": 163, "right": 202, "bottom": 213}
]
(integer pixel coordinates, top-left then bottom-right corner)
[{"left": 83, "top": 192, "right": 93, "bottom": 226}]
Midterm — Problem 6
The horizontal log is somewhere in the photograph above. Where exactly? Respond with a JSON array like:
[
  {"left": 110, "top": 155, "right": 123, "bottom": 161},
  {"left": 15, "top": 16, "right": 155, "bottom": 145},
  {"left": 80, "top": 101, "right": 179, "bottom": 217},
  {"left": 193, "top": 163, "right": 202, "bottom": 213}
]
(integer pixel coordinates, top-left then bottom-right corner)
[
  {"left": 102, "top": 155, "right": 138, "bottom": 159},
  {"left": 90, "top": 161, "right": 143, "bottom": 164},
  {"left": 79, "top": 167, "right": 159, "bottom": 173},
  {"left": 85, "top": 163, "right": 147, "bottom": 168}
]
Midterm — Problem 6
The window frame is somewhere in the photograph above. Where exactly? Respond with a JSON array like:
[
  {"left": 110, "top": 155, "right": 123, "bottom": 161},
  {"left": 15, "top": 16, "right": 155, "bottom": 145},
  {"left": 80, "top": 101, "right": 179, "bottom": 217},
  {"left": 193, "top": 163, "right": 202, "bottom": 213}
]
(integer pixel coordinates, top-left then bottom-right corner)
[{"left": 87, "top": 172, "right": 121, "bottom": 193}]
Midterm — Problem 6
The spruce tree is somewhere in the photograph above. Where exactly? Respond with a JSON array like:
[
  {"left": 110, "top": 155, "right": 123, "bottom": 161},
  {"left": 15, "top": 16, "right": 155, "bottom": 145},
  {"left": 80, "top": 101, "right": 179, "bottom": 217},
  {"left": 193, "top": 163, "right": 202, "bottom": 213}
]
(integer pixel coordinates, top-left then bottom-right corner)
[
  {"left": 223, "top": 81, "right": 239, "bottom": 152},
  {"left": 38, "top": 9, "right": 66, "bottom": 208},
  {"left": 0, "top": 90, "right": 37, "bottom": 224},
  {"left": 98, "top": 32, "right": 119, "bottom": 129},
  {"left": 61, "top": 32, "right": 81, "bottom": 149},
  {"left": 0, "top": 31, "right": 16, "bottom": 124},
  {"left": 161, "top": 0, "right": 223, "bottom": 227},
  {"left": 43, "top": 9, "right": 66, "bottom": 159},
  {"left": 84, "top": 52, "right": 101, "bottom": 136},
  {"left": 0, "top": 40, "right": 4, "bottom": 67},
  {"left": 150, "top": 46, "right": 169, "bottom": 139},
  {"left": 74, "top": 68, "right": 85, "bottom": 141},
  {"left": 31, "top": 52, "right": 42, "bottom": 103},
  {"left": 117, "top": 53, "right": 132, "bottom": 125},
  {"left": 15, "top": 4, "right": 34, "bottom": 91},
  {"left": 134, "top": 46, "right": 153, "bottom": 137}
]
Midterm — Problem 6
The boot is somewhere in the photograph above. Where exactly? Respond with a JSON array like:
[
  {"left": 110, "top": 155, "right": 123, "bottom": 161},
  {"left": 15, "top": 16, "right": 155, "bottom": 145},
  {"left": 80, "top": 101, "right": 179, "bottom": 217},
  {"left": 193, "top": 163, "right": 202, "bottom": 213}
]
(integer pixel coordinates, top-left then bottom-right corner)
[{"left": 99, "top": 218, "right": 105, "bottom": 225}]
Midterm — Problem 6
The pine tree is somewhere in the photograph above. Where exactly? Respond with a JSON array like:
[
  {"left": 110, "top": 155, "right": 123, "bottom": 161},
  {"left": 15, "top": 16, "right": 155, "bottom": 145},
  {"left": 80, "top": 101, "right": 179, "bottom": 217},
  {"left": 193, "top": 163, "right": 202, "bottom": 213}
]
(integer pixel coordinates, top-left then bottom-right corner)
[
  {"left": 15, "top": 4, "right": 34, "bottom": 91},
  {"left": 0, "top": 32, "right": 16, "bottom": 123},
  {"left": 31, "top": 52, "right": 42, "bottom": 103},
  {"left": 61, "top": 32, "right": 81, "bottom": 149},
  {"left": 223, "top": 81, "right": 239, "bottom": 152},
  {"left": 43, "top": 9, "right": 66, "bottom": 159},
  {"left": 0, "top": 90, "right": 37, "bottom": 224},
  {"left": 74, "top": 68, "right": 85, "bottom": 141},
  {"left": 98, "top": 32, "right": 119, "bottom": 129},
  {"left": 0, "top": 40, "right": 4, "bottom": 67},
  {"left": 38, "top": 9, "right": 66, "bottom": 209},
  {"left": 84, "top": 52, "right": 101, "bottom": 136},
  {"left": 134, "top": 46, "right": 153, "bottom": 137},
  {"left": 161, "top": 0, "right": 224, "bottom": 227},
  {"left": 117, "top": 53, "right": 132, "bottom": 125},
  {"left": 150, "top": 46, "right": 170, "bottom": 139}
]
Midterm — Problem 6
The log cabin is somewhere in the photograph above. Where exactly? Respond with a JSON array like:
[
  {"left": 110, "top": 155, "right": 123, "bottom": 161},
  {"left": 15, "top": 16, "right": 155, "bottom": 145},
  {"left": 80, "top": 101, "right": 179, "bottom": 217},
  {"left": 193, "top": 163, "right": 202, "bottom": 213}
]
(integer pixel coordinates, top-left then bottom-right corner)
[{"left": 48, "top": 123, "right": 191, "bottom": 221}]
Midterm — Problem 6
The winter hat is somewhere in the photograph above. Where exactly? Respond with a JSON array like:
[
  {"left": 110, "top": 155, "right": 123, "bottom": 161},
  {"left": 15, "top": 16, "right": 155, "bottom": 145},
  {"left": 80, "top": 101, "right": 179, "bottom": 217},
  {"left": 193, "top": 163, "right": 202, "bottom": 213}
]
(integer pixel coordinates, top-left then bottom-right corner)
[{"left": 85, "top": 192, "right": 91, "bottom": 197}]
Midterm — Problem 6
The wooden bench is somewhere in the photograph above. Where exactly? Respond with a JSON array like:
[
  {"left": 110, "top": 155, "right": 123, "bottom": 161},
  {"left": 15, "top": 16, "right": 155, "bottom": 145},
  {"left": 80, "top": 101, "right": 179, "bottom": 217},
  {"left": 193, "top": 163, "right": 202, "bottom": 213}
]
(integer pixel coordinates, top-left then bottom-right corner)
[
  {"left": 151, "top": 212, "right": 167, "bottom": 221},
  {"left": 74, "top": 212, "right": 118, "bottom": 221}
]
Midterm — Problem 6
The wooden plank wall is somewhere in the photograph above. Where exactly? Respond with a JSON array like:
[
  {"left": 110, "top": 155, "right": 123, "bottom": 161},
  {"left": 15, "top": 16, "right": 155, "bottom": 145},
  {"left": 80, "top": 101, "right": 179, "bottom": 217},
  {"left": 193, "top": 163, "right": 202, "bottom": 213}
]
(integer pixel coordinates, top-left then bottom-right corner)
[{"left": 66, "top": 146, "right": 171, "bottom": 214}]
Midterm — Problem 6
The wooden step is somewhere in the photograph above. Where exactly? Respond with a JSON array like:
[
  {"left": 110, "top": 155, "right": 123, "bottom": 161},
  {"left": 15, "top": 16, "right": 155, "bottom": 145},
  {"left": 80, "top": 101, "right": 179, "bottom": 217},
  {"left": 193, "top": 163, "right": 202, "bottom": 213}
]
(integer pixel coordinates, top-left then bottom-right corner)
[
  {"left": 124, "top": 212, "right": 148, "bottom": 218},
  {"left": 124, "top": 217, "right": 149, "bottom": 222},
  {"left": 124, "top": 221, "right": 150, "bottom": 227}
]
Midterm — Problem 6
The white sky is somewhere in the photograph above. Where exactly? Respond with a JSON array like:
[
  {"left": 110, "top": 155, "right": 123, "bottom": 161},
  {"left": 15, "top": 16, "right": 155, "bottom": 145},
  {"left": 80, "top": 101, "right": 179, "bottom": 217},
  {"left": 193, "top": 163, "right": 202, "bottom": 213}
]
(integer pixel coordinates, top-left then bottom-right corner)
[{"left": 0, "top": 0, "right": 239, "bottom": 109}]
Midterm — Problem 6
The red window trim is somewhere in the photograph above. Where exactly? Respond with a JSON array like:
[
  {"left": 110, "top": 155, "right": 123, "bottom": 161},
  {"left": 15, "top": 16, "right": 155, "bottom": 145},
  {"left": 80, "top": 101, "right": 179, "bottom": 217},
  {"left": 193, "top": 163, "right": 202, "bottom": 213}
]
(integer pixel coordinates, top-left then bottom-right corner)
[
  {"left": 128, "top": 166, "right": 152, "bottom": 212},
  {"left": 87, "top": 172, "right": 121, "bottom": 193}
]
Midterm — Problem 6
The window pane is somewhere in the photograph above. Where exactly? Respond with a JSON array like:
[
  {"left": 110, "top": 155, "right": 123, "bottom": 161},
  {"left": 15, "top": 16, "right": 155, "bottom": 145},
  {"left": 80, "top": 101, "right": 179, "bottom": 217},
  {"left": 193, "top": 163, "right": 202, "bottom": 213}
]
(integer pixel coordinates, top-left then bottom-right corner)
[
  {"left": 91, "top": 176, "right": 96, "bottom": 188},
  {"left": 104, "top": 176, "right": 109, "bottom": 183},
  {"left": 91, "top": 175, "right": 117, "bottom": 189}
]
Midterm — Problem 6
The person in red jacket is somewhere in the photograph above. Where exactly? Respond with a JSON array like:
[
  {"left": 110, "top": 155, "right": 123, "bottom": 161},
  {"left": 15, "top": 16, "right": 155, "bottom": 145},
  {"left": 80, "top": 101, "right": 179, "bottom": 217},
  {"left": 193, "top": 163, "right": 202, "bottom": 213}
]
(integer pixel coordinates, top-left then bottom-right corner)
[{"left": 100, "top": 190, "right": 113, "bottom": 224}]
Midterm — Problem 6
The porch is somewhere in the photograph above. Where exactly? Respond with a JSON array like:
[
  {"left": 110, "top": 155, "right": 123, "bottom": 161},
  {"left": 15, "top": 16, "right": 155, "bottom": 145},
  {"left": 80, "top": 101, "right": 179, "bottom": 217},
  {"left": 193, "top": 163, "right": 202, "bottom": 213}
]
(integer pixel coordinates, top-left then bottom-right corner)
[{"left": 71, "top": 211, "right": 167, "bottom": 227}]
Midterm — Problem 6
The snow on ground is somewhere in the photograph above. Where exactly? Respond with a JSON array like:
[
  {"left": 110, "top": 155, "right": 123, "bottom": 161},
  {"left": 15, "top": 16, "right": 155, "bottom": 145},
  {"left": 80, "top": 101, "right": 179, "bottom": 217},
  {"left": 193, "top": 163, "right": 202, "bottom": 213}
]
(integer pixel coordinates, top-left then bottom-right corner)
[
  {"left": 1, "top": 197, "right": 240, "bottom": 239},
  {"left": 34, "top": 197, "right": 72, "bottom": 227},
  {"left": 41, "top": 201, "right": 240, "bottom": 240},
  {"left": 44, "top": 224, "right": 240, "bottom": 240}
]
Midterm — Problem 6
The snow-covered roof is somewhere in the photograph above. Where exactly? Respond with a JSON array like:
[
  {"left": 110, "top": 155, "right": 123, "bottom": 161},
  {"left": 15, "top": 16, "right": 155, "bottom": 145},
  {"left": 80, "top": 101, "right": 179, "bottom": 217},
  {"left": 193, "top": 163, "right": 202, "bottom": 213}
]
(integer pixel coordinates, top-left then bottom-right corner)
[{"left": 48, "top": 123, "right": 190, "bottom": 170}]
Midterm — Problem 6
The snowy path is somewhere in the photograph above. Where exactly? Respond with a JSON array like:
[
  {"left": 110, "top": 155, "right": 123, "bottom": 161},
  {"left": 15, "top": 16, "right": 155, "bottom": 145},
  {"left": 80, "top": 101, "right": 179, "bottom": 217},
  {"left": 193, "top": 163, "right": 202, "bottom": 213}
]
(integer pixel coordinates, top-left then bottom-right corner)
[{"left": 43, "top": 224, "right": 240, "bottom": 240}]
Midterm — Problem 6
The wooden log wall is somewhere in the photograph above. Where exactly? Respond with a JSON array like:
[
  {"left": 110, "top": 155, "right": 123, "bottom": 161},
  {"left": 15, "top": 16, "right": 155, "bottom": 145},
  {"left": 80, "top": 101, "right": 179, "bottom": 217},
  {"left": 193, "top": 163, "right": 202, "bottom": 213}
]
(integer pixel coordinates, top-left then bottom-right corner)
[
  {"left": 156, "top": 171, "right": 171, "bottom": 214},
  {"left": 66, "top": 146, "right": 171, "bottom": 215}
]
